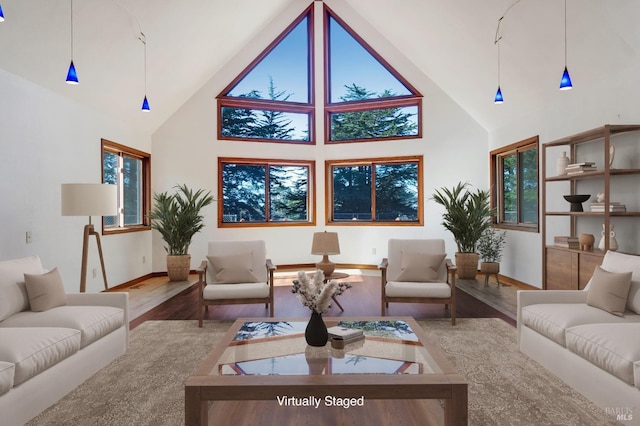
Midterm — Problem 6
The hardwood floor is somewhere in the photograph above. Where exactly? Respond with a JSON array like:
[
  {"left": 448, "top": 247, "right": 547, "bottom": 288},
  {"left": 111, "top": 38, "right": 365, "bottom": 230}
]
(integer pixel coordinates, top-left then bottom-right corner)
[{"left": 128, "top": 272, "right": 516, "bottom": 329}]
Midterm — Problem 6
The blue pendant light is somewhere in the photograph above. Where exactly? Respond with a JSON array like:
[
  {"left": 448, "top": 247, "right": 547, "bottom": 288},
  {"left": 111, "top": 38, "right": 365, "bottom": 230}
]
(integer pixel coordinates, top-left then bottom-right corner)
[
  {"left": 66, "top": 60, "right": 79, "bottom": 84},
  {"left": 139, "top": 32, "right": 150, "bottom": 111},
  {"left": 494, "top": 87, "right": 504, "bottom": 104},
  {"left": 66, "top": 0, "right": 78, "bottom": 84},
  {"left": 559, "top": 0, "right": 573, "bottom": 90},
  {"left": 494, "top": 37, "right": 504, "bottom": 104},
  {"left": 0, "top": 4, "right": 5, "bottom": 22}
]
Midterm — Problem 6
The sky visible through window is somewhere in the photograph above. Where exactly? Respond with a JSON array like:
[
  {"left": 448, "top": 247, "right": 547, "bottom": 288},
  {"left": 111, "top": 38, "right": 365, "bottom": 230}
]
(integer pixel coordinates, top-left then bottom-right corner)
[
  {"left": 328, "top": 16, "right": 411, "bottom": 103},
  {"left": 228, "top": 16, "right": 310, "bottom": 104}
]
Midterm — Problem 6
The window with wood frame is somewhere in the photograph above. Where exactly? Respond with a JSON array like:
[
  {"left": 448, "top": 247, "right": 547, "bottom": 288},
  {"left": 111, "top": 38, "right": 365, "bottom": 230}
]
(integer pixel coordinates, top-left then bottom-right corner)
[
  {"left": 216, "top": 3, "right": 422, "bottom": 144},
  {"left": 490, "top": 136, "right": 539, "bottom": 231},
  {"left": 101, "top": 139, "right": 151, "bottom": 234},
  {"left": 326, "top": 156, "right": 423, "bottom": 225},
  {"left": 218, "top": 158, "right": 315, "bottom": 227}
]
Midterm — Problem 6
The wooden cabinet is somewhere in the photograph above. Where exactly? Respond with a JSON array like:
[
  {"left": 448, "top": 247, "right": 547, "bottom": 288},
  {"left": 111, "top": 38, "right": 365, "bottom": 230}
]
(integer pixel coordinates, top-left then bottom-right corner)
[
  {"left": 545, "top": 247, "right": 603, "bottom": 290},
  {"left": 542, "top": 124, "right": 640, "bottom": 289}
]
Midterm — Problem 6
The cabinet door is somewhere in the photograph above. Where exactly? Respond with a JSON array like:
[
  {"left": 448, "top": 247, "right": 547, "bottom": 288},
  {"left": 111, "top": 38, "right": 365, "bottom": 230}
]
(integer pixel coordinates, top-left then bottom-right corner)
[
  {"left": 545, "top": 247, "right": 578, "bottom": 290},
  {"left": 578, "top": 252, "right": 604, "bottom": 289}
]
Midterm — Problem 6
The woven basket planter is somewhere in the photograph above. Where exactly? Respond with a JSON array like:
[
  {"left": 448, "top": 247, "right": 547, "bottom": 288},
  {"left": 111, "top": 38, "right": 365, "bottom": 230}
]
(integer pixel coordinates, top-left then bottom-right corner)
[
  {"left": 455, "top": 252, "right": 479, "bottom": 280},
  {"left": 480, "top": 262, "right": 500, "bottom": 275},
  {"left": 166, "top": 255, "right": 191, "bottom": 281}
]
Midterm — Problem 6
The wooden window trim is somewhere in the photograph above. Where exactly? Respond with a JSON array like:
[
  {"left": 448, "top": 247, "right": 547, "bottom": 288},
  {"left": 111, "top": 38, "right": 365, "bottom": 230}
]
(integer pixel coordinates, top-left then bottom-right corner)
[
  {"left": 101, "top": 139, "right": 151, "bottom": 235},
  {"left": 325, "top": 155, "right": 424, "bottom": 226},
  {"left": 218, "top": 157, "right": 316, "bottom": 228},
  {"left": 490, "top": 136, "right": 539, "bottom": 232}
]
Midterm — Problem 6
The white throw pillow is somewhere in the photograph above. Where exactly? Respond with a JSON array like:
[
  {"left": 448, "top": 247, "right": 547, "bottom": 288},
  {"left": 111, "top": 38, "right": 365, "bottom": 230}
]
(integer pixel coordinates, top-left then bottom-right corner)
[
  {"left": 599, "top": 251, "right": 640, "bottom": 315},
  {"left": 0, "top": 256, "right": 45, "bottom": 321},
  {"left": 394, "top": 251, "right": 446, "bottom": 282},
  {"left": 24, "top": 267, "right": 68, "bottom": 312},
  {"left": 207, "top": 253, "right": 260, "bottom": 284},
  {"left": 586, "top": 266, "right": 632, "bottom": 317}
]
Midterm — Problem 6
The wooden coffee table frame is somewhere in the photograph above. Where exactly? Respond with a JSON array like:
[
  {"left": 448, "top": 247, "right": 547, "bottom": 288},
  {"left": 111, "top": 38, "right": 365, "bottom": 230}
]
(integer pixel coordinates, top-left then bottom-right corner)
[{"left": 185, "top": 316, "right": 467, "bottom": 425}]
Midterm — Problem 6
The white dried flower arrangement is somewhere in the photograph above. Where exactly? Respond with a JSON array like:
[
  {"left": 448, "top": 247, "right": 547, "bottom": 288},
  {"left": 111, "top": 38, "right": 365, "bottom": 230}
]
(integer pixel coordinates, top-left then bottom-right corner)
[{"left": 291, "top": 270, "right": 351, "bottom": 314}]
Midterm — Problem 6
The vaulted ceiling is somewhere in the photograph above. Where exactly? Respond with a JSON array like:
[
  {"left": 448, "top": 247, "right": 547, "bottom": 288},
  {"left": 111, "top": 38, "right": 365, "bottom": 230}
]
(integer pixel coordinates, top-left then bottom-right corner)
[{"left": 1, "top": 0, "right": 638, "bottom": 135}]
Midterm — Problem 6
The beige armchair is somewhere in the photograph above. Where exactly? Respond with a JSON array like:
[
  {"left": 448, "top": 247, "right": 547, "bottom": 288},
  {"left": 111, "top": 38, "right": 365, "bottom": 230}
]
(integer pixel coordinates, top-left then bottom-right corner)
[
  {"left": 379, "top": 239, "right": 457, "bottom": 325},
  {"left": 197, "top": 240, "right": 276, "bottom": 327}
]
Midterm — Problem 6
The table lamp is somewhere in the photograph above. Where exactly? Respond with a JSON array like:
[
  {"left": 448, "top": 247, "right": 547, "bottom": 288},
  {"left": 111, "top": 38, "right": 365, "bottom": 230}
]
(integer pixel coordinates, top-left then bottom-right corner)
[
  {"left": 311, "top": 231, "right": 340, "bottom": 277},
  {"left": 61, "top": 183, "right": 117, "bottom": 292}
]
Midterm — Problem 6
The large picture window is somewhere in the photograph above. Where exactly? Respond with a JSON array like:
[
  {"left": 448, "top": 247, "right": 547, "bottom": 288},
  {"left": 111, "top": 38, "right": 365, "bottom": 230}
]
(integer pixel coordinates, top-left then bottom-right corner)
[
  {"left": 219, "top": 158, "right": 315, "bottom": 227},
  {"left": 217, "top": 4, "right": 422, "bottom": 144},
  {"left": 101, "top": 139, "right": 151, "bottom": 234},
  {"left": 327, "top": 156, "right": 423, "bottom": 225},
  {"left": 490, "top": 136, "right": 539, "bottom": 231}
]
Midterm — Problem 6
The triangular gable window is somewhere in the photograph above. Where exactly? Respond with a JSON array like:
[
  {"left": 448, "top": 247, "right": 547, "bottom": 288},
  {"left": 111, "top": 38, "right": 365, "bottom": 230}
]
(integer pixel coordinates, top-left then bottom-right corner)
[
  {"left": 218, "top": 6, "right": 313, "bottom": 143},
  {"left": 324, "top": 8, "right": 421, "bottom": 143},
  {"left": 217, "top": 3, "right": 421, "bottom": 144}
]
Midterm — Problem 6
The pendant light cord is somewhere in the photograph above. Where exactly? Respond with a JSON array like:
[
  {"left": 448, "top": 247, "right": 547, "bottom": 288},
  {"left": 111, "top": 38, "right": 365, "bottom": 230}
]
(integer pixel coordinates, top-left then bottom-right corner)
[
  {"left": 139, "top": 33, "right": 147, "bottom": 94},
  {"left": 70, "top": 0, "right": 74, "bottom": 58},
  {"left": 564, "top": 0, "right": 568, "bottom": 66}
]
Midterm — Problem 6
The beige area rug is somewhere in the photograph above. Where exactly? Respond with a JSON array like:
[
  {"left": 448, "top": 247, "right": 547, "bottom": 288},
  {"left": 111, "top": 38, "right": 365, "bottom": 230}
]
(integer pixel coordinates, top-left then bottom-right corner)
[{"left": 28, "top": 319, "right": 619, "bottom": 426}]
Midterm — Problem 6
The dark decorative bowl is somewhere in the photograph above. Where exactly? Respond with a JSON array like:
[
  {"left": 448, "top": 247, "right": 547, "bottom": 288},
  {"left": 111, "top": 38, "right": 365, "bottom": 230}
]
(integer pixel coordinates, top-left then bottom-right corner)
[{"left": 563, "top": 194, "right": 590, "bottom": 212}]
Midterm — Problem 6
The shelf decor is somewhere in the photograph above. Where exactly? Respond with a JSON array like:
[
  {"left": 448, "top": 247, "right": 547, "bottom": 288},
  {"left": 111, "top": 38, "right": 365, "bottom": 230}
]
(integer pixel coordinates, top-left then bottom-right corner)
[
  {"left": 563, "top": 194, "right": 590, "bottom": 212},
  {"left": 557, "top": 151, "right": 569, "bottom": 175}
]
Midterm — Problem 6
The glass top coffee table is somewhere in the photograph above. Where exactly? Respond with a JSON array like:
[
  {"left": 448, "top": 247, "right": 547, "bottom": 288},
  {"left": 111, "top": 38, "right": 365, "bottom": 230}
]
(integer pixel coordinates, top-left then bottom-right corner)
[{"left": 185, "top": 317, "right": 467, "bottom": 425}]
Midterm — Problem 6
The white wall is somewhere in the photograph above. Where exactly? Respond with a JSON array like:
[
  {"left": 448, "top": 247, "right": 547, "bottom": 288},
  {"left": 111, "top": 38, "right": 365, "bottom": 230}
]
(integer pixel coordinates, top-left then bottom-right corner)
[
  {"left": 0, "top": 69, "right": 153, "bottom": 293},
  {"left": 489, "top": 62, "right": 640, "bottom": 288},
  {"left": 151, "top": 1, "right": 488, "bottom": 273}
]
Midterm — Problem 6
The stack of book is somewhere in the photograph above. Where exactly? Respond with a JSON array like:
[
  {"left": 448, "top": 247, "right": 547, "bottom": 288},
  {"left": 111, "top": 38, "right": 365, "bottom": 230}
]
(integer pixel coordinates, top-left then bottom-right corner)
[
  {"left": 565, "top": 162, "right": 597, "bottom": 174},
  {"left": 590, "top": 202, "right": 627, "bottom": 213},
  {"left": 327, "top": 326, "right": 364, "bottom": 344},
  {"left": 554, "top": 236, "right": 579, "bottom": 249}
]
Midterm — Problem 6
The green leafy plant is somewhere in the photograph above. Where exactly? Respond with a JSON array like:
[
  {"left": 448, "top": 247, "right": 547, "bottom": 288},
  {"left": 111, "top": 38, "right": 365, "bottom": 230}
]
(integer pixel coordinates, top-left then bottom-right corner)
[
  {"left": 477, "top": 228, "right": 507, "bottom": 263},
  {"left": 431, "top": 182, "right": 494, "bottom": 253},
  {"left": 148, "top": 184, "right": 214, "bottom": 255}
]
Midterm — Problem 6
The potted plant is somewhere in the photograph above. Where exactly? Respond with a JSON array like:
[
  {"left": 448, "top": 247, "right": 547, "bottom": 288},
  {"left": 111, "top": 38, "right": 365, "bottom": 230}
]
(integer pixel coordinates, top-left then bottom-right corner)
[
  {"left": 148, "top": 184, "right": 214, "bottom": 281},
  {"left": 477, "top": 227, "right": 507, "bottom": 285},
  {"left": 431, "top": 182, "right": 494, "bottom": 279}
]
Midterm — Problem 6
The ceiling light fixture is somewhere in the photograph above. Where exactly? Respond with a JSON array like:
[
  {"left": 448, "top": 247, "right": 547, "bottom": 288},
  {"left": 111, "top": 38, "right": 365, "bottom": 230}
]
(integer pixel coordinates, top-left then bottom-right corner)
[
  {"left": 559, "top": 0, "right": 573, "bottom": 90},
  {"left": 139, "top": 32, "right": 150, "bottom": 111},
  {"left": 0, "top": 4, "right": 5, "bottom": 22},
  {"left": 493, "top": 1, "right": 521, "bottom": 104},
  {"left": 66, "top": 0, "right": 78, "bottom": 84},
  {"left": 494, "top": 30, "right": 504, "bottom": 104}
]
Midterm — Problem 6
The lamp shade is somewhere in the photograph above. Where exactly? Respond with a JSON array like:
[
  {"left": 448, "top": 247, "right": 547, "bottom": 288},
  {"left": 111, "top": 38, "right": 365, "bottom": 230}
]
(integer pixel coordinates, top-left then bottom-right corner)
[
  {"left": 61, "top": 183, "right": 117, "bottom": 216},
  {"left": 66, "top": 60, "right": 79, "bottom": 84},
  {"left": 559, "top": 66, "right": 573, "bottom": 90},
  {"left": 311, "top": 231, "right": 340, "bottom": 255},
  {"left": 494, "top": 86, "right": 504, "bottom": 104}
]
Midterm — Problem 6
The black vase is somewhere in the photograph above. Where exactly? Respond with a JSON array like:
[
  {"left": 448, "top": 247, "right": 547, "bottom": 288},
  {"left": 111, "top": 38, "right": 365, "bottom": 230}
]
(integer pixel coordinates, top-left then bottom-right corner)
[{"left": 305, "top": 311, "right": 328, "bottom": 347}]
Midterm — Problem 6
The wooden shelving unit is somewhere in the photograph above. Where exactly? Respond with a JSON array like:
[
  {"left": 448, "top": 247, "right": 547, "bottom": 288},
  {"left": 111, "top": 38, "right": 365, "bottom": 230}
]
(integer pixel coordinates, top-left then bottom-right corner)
[{"left": 541, "top": 124, "right": 640, "bottom": 289}]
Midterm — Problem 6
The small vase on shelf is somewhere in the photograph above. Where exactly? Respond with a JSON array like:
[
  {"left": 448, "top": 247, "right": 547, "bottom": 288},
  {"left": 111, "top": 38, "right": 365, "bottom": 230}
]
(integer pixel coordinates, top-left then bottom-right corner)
[
  {"left": 598, "top": 224, "right": 619, "bottom": 251},
  {"left": 557, "top": 151, "right": 569, "bottom": 176},
  {"left": 305, "top": 311, "right": 328, "bottom": 347}
]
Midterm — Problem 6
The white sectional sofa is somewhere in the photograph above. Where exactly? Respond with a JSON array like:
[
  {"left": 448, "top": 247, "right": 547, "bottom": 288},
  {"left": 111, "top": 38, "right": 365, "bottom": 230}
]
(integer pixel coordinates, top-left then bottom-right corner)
[
  {"left": 518, "top": 251, "right": 640, "bottom": 425},
  {"left": 0, "top": 256, "right": 129, "bottom": 426}
]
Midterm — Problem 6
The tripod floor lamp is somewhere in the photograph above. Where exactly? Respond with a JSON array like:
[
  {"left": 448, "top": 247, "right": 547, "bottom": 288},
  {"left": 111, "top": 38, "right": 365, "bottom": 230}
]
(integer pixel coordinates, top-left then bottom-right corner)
[{"left": 61, "top": 183, "right": 117, "bottom": 292}]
